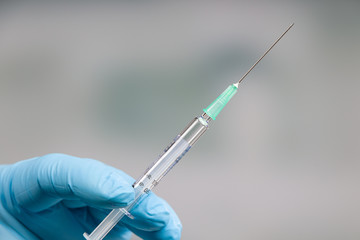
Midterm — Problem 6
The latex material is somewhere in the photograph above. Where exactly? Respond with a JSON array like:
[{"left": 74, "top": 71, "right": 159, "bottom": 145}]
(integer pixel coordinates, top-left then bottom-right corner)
[
  {"left": 0, "top": 153, "right": 181, "bottom": 240},
  {"left": 203, "top": 84, "right": 238, "bottom": 120}
]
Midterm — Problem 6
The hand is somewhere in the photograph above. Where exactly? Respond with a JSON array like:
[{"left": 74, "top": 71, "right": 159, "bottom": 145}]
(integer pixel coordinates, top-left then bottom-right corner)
[{"left": 0, "top": 153, "right": 182, "bottom": 240}]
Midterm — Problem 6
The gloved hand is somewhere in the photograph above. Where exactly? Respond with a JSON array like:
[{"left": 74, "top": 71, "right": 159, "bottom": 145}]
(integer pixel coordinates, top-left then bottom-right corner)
[{"left": 0, "top": 153, "right": 182, "bottom": 240}]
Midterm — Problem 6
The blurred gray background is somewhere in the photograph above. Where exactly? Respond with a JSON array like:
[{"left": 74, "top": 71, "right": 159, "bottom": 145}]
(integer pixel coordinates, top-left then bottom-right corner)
[{"left": 0, "top": 1, "right": 359, "bottom": 239}]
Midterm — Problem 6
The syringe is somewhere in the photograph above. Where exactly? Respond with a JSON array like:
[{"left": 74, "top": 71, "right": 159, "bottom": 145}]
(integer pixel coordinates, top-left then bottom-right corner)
[{"left": 84, "top": 23, "right": 293, "bottom": 240}]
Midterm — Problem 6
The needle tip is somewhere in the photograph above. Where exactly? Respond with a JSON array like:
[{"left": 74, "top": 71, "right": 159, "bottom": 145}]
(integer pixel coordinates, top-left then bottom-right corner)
[{"left": 236, "top": 23, "right": 294, "bottom": 85}]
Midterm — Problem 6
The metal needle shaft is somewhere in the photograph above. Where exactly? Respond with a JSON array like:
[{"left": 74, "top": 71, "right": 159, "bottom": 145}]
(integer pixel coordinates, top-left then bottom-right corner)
[{"left": 235, "top": 23, "right": 294, "bottom": 86}]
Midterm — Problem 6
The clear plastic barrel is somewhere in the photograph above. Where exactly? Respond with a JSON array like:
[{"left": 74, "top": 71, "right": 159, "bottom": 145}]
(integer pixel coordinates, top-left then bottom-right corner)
[{"left": 84, "top": 114, "right": 210, "bottom": 240}]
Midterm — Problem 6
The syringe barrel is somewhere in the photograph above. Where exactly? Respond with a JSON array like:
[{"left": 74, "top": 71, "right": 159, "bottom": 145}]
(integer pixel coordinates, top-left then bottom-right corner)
[
  {"left": 133, "top": 114, "right": 210, "bottom": 190},
  {"left": 84, "top": 113, "right": 210, "bottom": 240}
]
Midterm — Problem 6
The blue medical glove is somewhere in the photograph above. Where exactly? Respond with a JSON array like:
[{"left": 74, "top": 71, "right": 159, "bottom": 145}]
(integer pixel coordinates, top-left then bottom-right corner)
[{"left": 0, "top": 153, "right": 182, "bottom": 240}]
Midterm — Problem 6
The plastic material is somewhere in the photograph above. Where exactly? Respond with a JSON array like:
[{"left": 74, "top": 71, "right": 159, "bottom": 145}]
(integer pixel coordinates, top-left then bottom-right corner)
[
  {"left": 84, "top": 115, "right": 210, "bottom": 240},
  {"left": 203, "top": 84, "right": 238, "bottom": 120}
]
